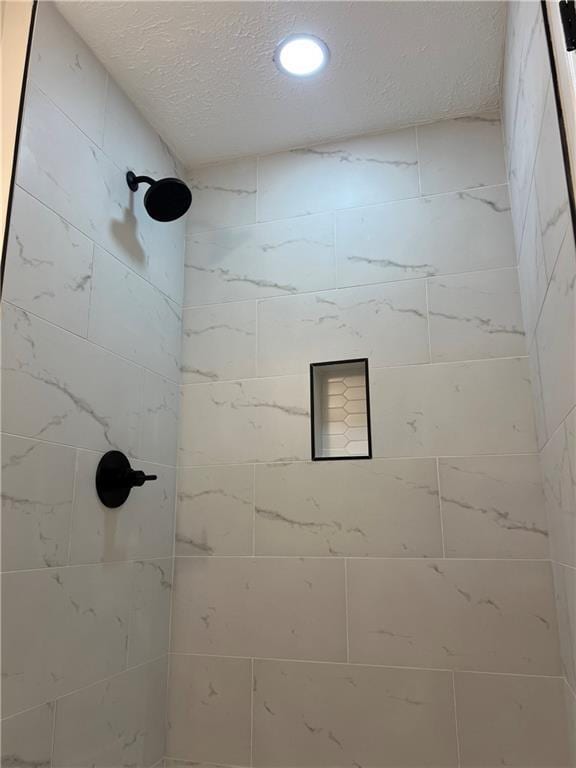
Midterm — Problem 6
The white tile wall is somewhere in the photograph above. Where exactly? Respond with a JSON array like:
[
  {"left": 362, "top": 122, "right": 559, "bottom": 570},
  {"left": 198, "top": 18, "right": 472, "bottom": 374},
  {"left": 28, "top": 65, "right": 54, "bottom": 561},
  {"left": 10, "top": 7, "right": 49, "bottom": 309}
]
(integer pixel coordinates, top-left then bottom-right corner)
[{"left": 1, "top": 4, "right": 184, "bottom": 765}]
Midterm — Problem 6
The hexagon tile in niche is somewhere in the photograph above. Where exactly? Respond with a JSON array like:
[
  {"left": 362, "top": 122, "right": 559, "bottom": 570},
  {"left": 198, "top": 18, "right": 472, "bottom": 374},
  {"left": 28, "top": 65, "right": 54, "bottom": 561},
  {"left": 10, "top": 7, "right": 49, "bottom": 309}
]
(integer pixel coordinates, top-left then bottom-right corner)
[{"left": 310, "top": 359, "right": 372, "bottom": 460}]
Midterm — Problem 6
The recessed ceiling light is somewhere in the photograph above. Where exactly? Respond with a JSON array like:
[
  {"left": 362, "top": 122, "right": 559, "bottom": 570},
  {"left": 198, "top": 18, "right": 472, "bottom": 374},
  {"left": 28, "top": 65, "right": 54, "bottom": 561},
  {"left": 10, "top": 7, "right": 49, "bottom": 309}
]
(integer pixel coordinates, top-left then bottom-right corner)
[{"left": 274, "top": 34, "right": 330, "bottom": 78}]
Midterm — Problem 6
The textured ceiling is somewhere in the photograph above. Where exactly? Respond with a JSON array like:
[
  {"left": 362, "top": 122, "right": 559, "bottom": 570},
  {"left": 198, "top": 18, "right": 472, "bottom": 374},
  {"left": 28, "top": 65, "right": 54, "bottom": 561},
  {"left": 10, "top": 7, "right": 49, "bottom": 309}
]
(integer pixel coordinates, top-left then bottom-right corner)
[{"left": 57, "top": 1, "right": 505, "bottom": 168}]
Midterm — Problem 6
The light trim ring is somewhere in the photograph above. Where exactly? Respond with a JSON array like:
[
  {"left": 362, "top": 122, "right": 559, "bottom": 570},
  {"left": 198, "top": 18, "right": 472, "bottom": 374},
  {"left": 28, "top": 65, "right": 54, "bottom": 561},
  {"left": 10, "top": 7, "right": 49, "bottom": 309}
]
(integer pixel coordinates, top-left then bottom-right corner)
[{"left": 274, "top": 34, "right": 330, "bottom": 78}]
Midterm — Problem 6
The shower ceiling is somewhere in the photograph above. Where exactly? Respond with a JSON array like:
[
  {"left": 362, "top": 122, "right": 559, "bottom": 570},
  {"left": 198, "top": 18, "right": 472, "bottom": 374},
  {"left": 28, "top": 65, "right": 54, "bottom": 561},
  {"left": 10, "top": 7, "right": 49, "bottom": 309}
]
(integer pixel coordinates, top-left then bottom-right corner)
[{"left": 57, "top": 1, "right": 505, "bottom": 167}]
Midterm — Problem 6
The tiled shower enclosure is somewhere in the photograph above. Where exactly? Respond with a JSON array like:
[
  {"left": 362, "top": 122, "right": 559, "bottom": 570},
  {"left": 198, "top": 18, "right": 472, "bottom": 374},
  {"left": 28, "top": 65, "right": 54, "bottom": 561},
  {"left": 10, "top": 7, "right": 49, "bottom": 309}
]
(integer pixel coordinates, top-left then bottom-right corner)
[{"left": 1, "top": 2, "right": 575, "bottom": 768}]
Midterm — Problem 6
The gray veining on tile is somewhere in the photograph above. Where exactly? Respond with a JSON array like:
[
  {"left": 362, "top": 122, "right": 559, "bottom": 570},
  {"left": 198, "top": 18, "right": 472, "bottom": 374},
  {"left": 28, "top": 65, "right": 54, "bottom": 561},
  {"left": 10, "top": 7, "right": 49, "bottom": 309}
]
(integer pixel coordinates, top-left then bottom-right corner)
[
  {"left": 257, "top": 281, "right": 429, "bottom": 377},
  {"left": 348, "top": 558, "right": 560, "bottom": 674},
  {"left": 255, "top": 459, "right": 442, "bottom": 557},
  {"left": 137, "top": 370, "right": 179, "bottom": 466},
  {"left": 176, "top": 465, "right": 254, "bottom": 555},
  {"left": 2, "top": 434, "right": 76, "bottom": 571},
  {"left": 127, "top": 558, "right": 172, "bottom": 667},
  {"left": 1, "top": 703, "right": 54, "bottom": 768},
  {"left": 253, "top": 659, "right": 458, "bottom": 768},
  {"left": 428, "top": 268, "right": 525, "bottom": 362},
  {"left": 335, "top": 185, "right": 514, "bottom": 287},
  {"left": 439, "top": 454, "right": 548, "bottom": 559},
  {"left": 171, "top": 557, "right": 346, "bottom": 661},
  {"left": 187, "top": 158, "right": 257, "bottom": 233}
]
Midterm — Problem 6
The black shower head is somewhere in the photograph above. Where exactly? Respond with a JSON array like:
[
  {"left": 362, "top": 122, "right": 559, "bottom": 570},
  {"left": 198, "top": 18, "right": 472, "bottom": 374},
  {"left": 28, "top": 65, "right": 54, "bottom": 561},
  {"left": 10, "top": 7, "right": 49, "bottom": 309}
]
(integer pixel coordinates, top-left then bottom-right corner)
[{"left": 126, "top": 171, "right": 192, "bottom": 222}]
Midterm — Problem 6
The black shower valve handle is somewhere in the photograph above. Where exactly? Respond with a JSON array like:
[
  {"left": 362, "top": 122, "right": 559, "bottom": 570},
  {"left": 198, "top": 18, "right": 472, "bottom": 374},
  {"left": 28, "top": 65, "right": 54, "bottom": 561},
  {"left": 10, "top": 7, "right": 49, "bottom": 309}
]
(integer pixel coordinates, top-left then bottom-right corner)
[{"left": 96, "top": 450, "right": 157, "bottom": 508}]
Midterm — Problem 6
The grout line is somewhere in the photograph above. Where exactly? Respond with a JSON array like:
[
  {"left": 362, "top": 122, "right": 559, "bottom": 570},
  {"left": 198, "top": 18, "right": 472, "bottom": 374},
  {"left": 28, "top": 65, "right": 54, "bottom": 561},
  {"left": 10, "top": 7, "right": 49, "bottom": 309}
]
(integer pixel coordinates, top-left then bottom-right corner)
[
  {"left": 65, "top": 448, "right": 80, "bottom": 565},
  {"left": 166, "top": 651, "right": 565, "bottom": 679},
  {"left": 169, "top": 554, "right": 550, "bottom": 562},
  {"left": 185, "top": 182, "right": 510, "bottom": 237},
  {"left": 48, "top": 691, "right": 58, "bottom": 768},
  {"left": 249, "top": 657, "right": 255, "bottom": 767},
  {"left": 180, "top": 265, "right": 519, "bottom": 311},
  {"left": 2, "top": 555, "right": 175, "bottom": 577},
  {"left": 424, "top": 278, "right": 433, "bottom": 362},
  {"left": 451, "top": 672, "right": 462, "bottom": 768},
  {"left": 252, "top": 463, "right": 257, "bottom": 557},
  {"left": 436, "top": 457, "right": 447, "bottom": 558},
  {"left": 344, "top": 559, "right": 350, "bottom": 663}
]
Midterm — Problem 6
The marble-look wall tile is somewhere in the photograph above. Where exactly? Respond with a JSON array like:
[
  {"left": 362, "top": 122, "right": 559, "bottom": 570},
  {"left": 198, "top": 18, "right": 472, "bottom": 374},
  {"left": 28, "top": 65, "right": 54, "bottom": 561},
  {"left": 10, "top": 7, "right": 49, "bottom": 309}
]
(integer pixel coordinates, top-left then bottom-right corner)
[
  {"left": 2, "top": 563, "right": 131, "bottom": 716},
  {"left": 171, "top": 557, "right": 346, "bottom": 661},
  {"left": 257, "top": 281, "right": 429, "bottom": 377},
  {"left": 17, "top": 83, "right": 184, "bottom": 304},
  {"left": 89, "top": 246, "right": 181, "bottom": 381},
  {"left": 29, "top": 2, "right": 107, "bottom": 145},
  {"left": 541, "top": 411, "right": 576, "bottom": 569},
  {"left": 137, "top": 370, "right": 179, "bottom": 466},
  {"left": 258, "top": 128, "right": 419, "bottom": 221},
  {"left": 2, "top": 304, "right": 141, "bottom": 454},
  {"left": 69, "top": 450, "right": 175, "bottom": 564},
  {"left": 535, "top": 84, "right": 571, "bottom": 276},
  {"left": 370, "top": 357, "right": 536, "bottom": 457},
  {"left": 455, "top": 673, "right": 571, "bottom": 768},
  {"left": 181, "top": 302, "right": 256, "bottom": 383},
  {"left": 179, "top": 376, "right": 309, "bottom": 466},
  {"left": 335, "top": 185, "right": 514, "bottom": 287},
  {"left": 103, "top": 78, "right": 179, "bottom": 181},
  {"left": 565, "top": 679, "right": 576, "bottom": 768},
  {"left": 176, "top": 465, "right": 254, "bottom": 556},
  {"left": 553, "top": 563, "right": 576, "bottom": 690},
  {"left": 1, "top": 702, "right": 55, "bottom": 768},
  {"left": 4, "top": 186, "right": 94, "bottom": 337},
  {"left": 52, "top": 657, "right": 168, "bottom": 768},
  {"left": 439, "top": 455, "right": 548, "bottom": 559},
  {"left": 536, "top": 231, "right": 576, "bottom": 439},
  {"left": 185, "top": 213, "right": 335, "bottom": 306},
  {"left": 253, "top": 660, "right": 457, "bottom": 768},
  {"left": 418, "top": 113, "right": 506, "bottom": 195},
  {"left": 167, "top": 654, "right": 251, "bottom": 765},
  {"left": 187, "top": 158, "right": 256, "bottom": 233},
  {"left": 428, "top": 268, "right": 525, "bottom": 362},
  {"left": 347, "top": 558, "right": 560, "bottom": 674},
  {"left": 254, "top": 459, "right": 442, "bottom": 557},
  {"left": 528, "top": 336, "right": 549, "bottom": 450},
  {"left": 2, "top": 434, "right": 76, "bottom": 571},
  {"left": 518, "top": 181, "right": 548, "bottom": 341},
  {"left": 128, "top": 559, "right": 172, "bottom": 667}
]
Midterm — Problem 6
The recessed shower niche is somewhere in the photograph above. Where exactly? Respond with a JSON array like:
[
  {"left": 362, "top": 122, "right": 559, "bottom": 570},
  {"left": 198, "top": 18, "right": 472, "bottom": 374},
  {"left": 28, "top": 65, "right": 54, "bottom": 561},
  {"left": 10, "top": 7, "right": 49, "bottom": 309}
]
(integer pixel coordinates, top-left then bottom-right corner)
[{"left": 310, "top": 359, "right": 372, "bottom": 460}]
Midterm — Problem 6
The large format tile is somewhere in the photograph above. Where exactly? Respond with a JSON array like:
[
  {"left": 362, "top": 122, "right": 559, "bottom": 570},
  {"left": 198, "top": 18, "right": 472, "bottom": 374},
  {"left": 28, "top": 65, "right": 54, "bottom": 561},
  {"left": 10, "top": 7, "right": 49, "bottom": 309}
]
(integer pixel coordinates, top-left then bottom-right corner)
[
  {"left": 347, "top": 558, "right": 560, "bottom": 674},
  {"left": 2, "top": 304, "right": 141, "bottom": 454},
  {"left": 17, "top": 84, "right": 184, "bottom": 303},
  {"left": 418, "top": 113, "right": 506, "bottom": 195},
  {"left": 52, "top": 657, "right": 167, "bottom": 768},
  {"left": 535, "top": 84, "right": 571, "bottom": 276},
  {"left": 89, "top": 246, "right": 181, "bottom": 381},
  {"left": 255, "top": 459, "right": 442, "bottom": 557},
  {"left": 69, "top": 450, "right": 175, "bottom": 564},
  {"left": 29, "top": 2, "right": 107, "bottom": 145},
  {"left": 258, "top": 128, "right": 419, "bottom": 221},
  {"left": 518, "top": 181, "right": 548, "bottom": 341},
  {"left": 536, "top": 230, "right": 576, "bottom": 438},
  {"left": 2, "top": 435, "right": 76, "bottom": 571},
  {"left": 370, "top": 358, "right": 536, "bottom": 457},
  {"left": 179, "top": 376, "right": 309, "bottom": 465},
  {"left": 171, "top": 557, "right": 346, "bottom": 661},
  {"left": 428, "top": 268, "right": 525, "bottom": 362},
  {"left": 177, "top": 465, "right": 254, "bottom": 555},
  {"left": 187, "top": 158, "right": 257, "bottom": 233},
  {"left": 253, "top": 660, "right": 458, "bottom": 768},
  {"left": 1, "top": 703, "right": 54, "bottom": 768},
  {"left": 4, "top": 185, "right": 94, "bottom": 337},
  {"left": 185, "top": 213, "right": 335, "bottom": 306},
  {"left": 167, "top": 654, "right": 252, "bottom": 765},
  {"left": 257, "top": 281, "right": 429, "bottom": 377},
  {"left": 455, "top": 673, "right": 571, "bottom": 768},
  {"left": 439, "top": 455, "right": 548, "bottom": 559},
  {"left": 137, "top": 370, "right": 179, "bottom": 466},
  {"left": 2, "top": 563, "right": 131, "bottom": 716},
  {"left": 541, "top": 410, "right": 576, "bottom": 569},
  {"left": 181, "top": 302, "right": 256, "bottom": 383},
  {"left": 553, "top": 563, "right": 576, "bottom": 692},
  {"left": 528, "top": 334, "right": 549, "bottom": 449},
  {"left": 335, "top": 185, "right": 514, "bottom": 287},
  {"left": 127, "top": 559, "right": 172, "bottom": 667}
]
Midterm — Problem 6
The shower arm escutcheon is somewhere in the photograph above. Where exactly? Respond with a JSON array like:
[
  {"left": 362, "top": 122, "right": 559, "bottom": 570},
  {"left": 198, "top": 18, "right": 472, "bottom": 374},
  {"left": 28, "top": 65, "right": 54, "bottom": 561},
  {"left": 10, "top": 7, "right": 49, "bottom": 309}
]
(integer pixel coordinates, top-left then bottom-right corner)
[
  {"left": 126, "top": 171, "right": 155, "bottom": 191},
  {"left": 96, "top": 450, "right": 157, "bottom": 508}
]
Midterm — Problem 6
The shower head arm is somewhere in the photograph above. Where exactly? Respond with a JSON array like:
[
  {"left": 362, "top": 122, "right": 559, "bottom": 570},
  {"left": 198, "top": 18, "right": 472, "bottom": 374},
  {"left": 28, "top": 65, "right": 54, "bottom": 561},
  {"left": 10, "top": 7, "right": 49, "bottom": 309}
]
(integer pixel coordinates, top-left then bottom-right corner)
[{"left": 126, "top": 171, "right": 155, "bottom": 192}]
